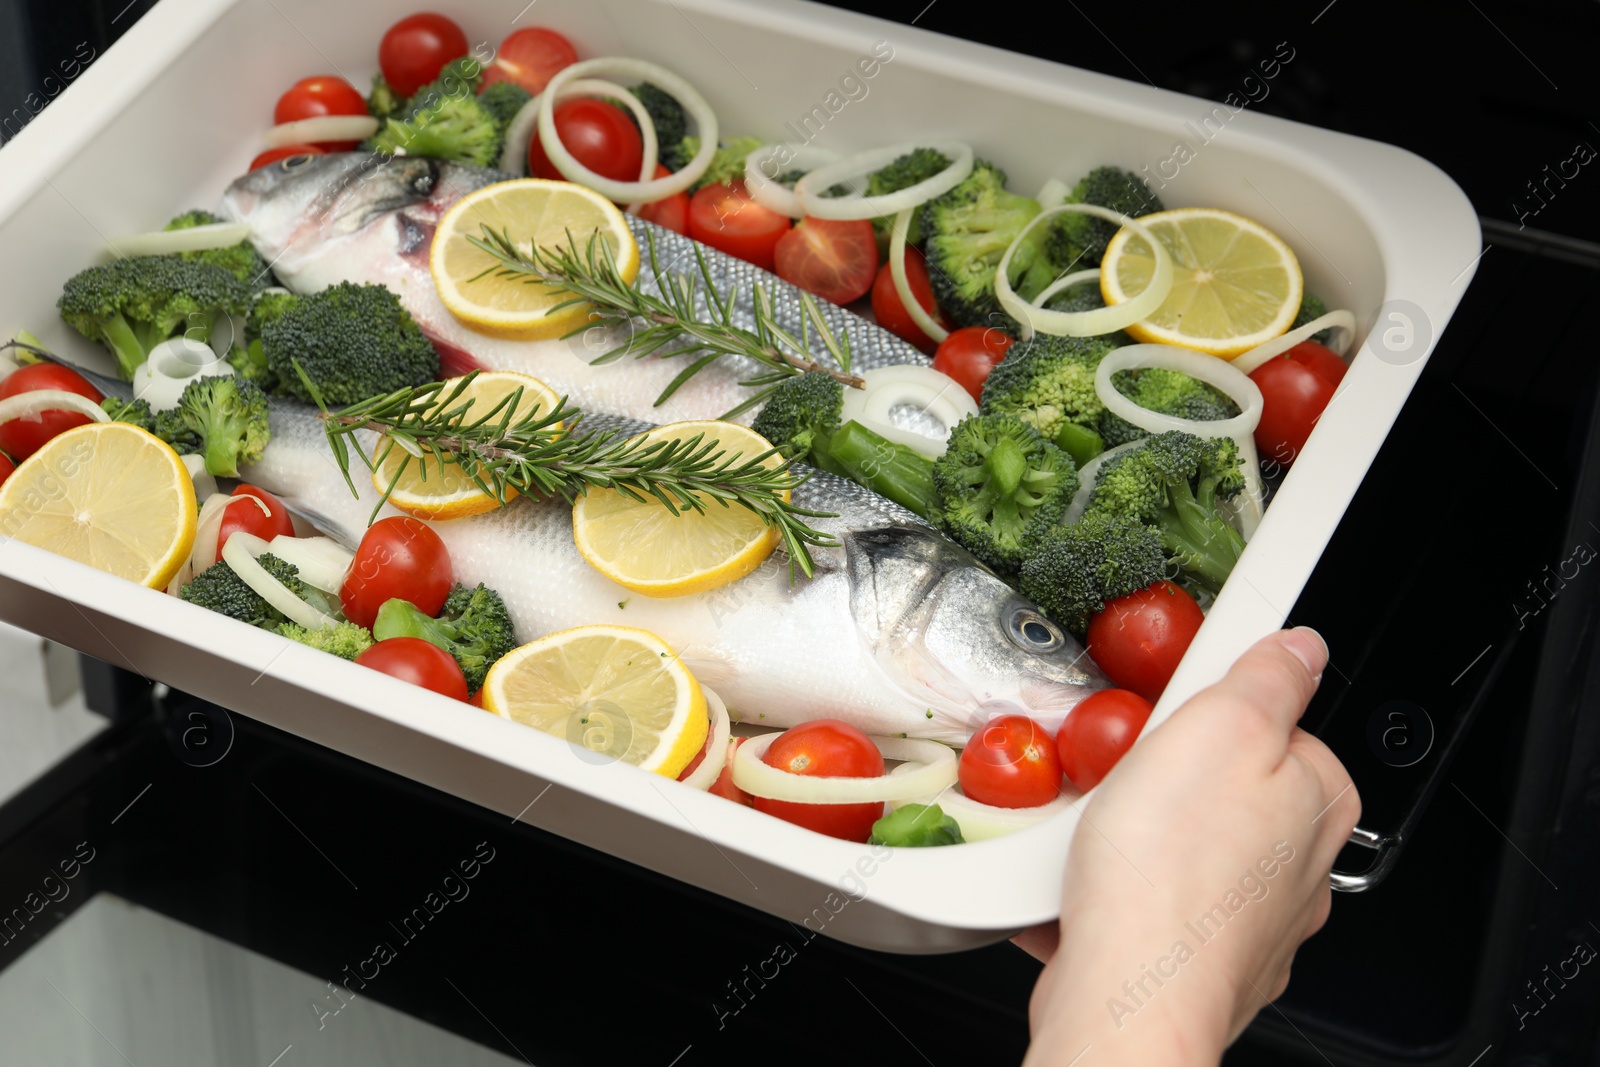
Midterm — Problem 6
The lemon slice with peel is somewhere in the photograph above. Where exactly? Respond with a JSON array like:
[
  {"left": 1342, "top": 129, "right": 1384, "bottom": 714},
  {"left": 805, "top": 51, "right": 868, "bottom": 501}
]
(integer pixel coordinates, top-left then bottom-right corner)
[
  {"left": 572, "top": 421, "right": 786, "bottom": 598},
  {"left": 375, "top": 371, "right": 562, "bottom": 521},
  {"left": 482, "top": 624, "right": 708, "bottom": 777},
  {"left": 431, "top": 178, "right": 639, "bottom": 341},
  {"left": 0, "top": 422, "right": 196, "bottom": 589},
  {"left": 1101, "top": 207, "right": 1303, "bottom": 358}
]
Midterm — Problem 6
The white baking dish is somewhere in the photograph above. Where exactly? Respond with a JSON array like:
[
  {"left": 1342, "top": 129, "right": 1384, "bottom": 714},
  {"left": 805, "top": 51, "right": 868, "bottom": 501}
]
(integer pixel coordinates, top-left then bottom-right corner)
[{"left": 0, "top": 0, "right": 1479, "bottom": 951}]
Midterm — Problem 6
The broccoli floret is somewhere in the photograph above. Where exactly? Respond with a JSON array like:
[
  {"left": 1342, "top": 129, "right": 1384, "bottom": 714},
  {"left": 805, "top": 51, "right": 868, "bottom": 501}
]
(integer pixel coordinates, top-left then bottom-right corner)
[
  {"left": 1044, "top": 284, "right": 1106, "bottom": 314},
  {"left": 276, "top": 620, "right": 374, "bottom": 661},
  {"left": 101, "top": 395, "right": 202, "bottom": 454},
  {"left": 979, "top": 332, "right": 1124, "bottom": 443},
  {"left": 628, "top": 83, "right": 688, "bottom": 169},
  {"left": 165, "top": 210, "right": 273, "bottom": 290},
  {"left": 920, "top": 161, "right": 1055, "bottom": 328},
  {"left": 933, "top": 413, "right": 1076, "bottom": 574},
  {"left": 1019, "top": 512, "right": 1166, "bottom": 634},
  {"left": 1292, "top": 292, "right": 1333, "bottom": 343},
  {"left": 1085, "top": 430, "right": 1247, "bottom": 595},
  {"left": 865, "top": 147, "right": 949, "bottom": 252},
  {"left": 681, "top": 135, "right": 764, "bottom": 191},
  {"left": 367, "top": 73, "right": 407, "bottom": 121},
  {"left": 180, "top": 553, "right": 304, "bottom": 628},
  {"left": 369, "top": 90, "right": 500, "bottom": 166},
  {"left": 478, "top": 80, "right": 531, "bottom": 132},
  {"left": 58, "top": 256, "right": 252, "bottom": 381},
  {"left": 176, "top": 375, "right": 270, "bottom": 478},
  {"left": 1097, "top": 368, "right": 1241, "bottom": 448},
  {"left": 1046, "top": 166, "right": 1165, "bottom": 270},
  {"left": 231, "top": 289, "right": 300, "bottom": 388},
  {"left": 260, "top": 281, "right": 437, "bottom": 406},
  {"left": 751, "top": 371, "right": 845, "bottom": 460},
  {"left": 372, "top": 582, "right": 516, "bottom": 692}
]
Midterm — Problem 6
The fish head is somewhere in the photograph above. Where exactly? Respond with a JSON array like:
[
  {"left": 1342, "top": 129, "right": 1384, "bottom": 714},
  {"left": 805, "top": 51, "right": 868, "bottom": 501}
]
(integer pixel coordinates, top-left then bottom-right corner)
[{"left": 846, "top": 525, "right": 1110, "bottom": 743}]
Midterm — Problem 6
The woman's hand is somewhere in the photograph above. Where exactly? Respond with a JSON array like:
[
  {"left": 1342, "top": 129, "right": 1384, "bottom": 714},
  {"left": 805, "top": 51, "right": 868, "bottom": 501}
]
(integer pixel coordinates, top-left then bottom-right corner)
[{"left": 1021, "top": 628, "right": 1360, "bottom": 1065}]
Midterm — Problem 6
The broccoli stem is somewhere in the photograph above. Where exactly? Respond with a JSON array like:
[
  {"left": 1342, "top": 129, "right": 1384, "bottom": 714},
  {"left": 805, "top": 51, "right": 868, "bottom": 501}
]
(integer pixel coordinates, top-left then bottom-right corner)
[
  {"left": 1158, "top": 479, "right": 1245, "bottom": 593},
  {"left": 819, "top": 421, "right": 938, "bottom": 521},
  {"left": 101, "top": 313, "right": 152, "bottom": 380},
  {"left": 1053, "top": 422, "right": 1105, "bottom": 467},
  {"left": 373, "top": 597, "right": 455, "bottom": 649},
  {"left": 987, "top": 435, "right": 1027, "bottom": 498}
]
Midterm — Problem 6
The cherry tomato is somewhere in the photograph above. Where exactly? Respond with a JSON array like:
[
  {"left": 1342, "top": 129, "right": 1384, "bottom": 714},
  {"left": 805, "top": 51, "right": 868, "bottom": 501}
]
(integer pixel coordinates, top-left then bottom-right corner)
[
  {"left": 481, "top": 27, "right": 578, "bottom": 95},
  {"left": 933, "top": 325, "right": 1015, "bottom": 402},
  {"left": 0, "top": 362, "right": 104, "bottom": 461},
  {"left": 215, "top": 484, "right": 296, "bottom": 565},
  {"left": 529, "top": 98, "right": 644, "bottom": 185},
  {"left": 1086, "top": 580, "right": 1204, "bottom": 704},
  {"left": 754, "top": 719, "right": 884, "bottom": 841},
  {"left": 468, "top": 688, "right": 486, "bottom": 709},
  {"left": 356, "top": 637, "right": 468, "bottom": 700},
  {"left": 773, "top": 217, "right": 879, "bottom": 306},
  {"left": 1057, "top": 689, "right": 1153, "bottom": 791},
  {"left": 710, "top": 738, "right": 755, "bottom": 806},
  {"left": 958, "top": 715, "right": 1062, "bottom": 808},
  {"left": 249, "top": 144, "right": 326, "bottom": 171},
  {"left": 1249, "top": 340, "right": 1348, "bottom": 468},
  {"left": 870, "top": 249, "right": 945, "bottom": 353},
  {"left": 273, "top": 75, "right": 367, "bottom": 149},
  {"left": 687, "top": 181, "right": 792, "bottom": 273},
  {"left": 340, "top": 516, "right": 453, "bottom": 630},
  {"left": 0, "top": 453, "right": 14, "bottom": 488},
  {"left": 379, "top": 13, "right": 469, "bottom": 98},
  {"left": 636, "top": 164, "right": 689, "bottom": 234}
]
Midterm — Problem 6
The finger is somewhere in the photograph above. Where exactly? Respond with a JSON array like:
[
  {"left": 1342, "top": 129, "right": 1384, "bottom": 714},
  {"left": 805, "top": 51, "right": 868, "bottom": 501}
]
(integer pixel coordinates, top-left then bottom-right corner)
[
  {"left": 1285, "top": 729, "right": 1362, "bottom": 860},
  {"left": 1011, "top": 922, "right": 1059, "bottom": 964},
  {"left": 1175, "top": 628, "right": 1328, "bottom": 747},
  {"left": 1305, "top": 880, "right": 1333, "bottom": 939}
]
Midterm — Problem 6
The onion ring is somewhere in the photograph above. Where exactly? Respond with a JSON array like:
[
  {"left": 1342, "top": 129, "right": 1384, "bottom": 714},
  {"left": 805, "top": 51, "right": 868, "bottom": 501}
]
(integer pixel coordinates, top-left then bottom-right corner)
[
  {"left": 679, "top": 686, "right": 733, "bottom": 791},
  {"left": 262, "top": 115, "right": 378, "bottom": 149},
  {"left": 743, "top": 143, "right": 841, "bottom": 218},
  {"left": 1094, "top": 344, "right": 1264, "bottom": 441},
  {"left": 996, "top": 204, "right": 1174, "bottom": 339},
  {"left": 840, "top": 365, "right": 978, "bottom": 458},
  {"left": 537, "top": 58, "right": 717, "bottom": 202},
  {"left": 222, "top": 532, "right": 338, "bottom": 630},
  {"left": 1229, "top": 309, "right": 1356, "bottom": 374},
  {"left": 0, "top": 390, "right": 109, "bottom": 426},
  {"left": 888, "top": 208, "right": 948, "bottom": 345},
  {"left": 887, "top": 766, "right": 1076, "bottom": 842},
  {"left": 794, "top": 142, "right": 974, "bottom": 221},
  {"left": 498, "top": 77, "right": 660, "bottom": 187},
  {"left": 268, "top": 535, "right": 355, "bottom": 594},
  {"left": 110, "top": 223, "right": 252, "bottom": 259},
  {"left": 732, "top": 731, "right": 957, "bottom": 804}
]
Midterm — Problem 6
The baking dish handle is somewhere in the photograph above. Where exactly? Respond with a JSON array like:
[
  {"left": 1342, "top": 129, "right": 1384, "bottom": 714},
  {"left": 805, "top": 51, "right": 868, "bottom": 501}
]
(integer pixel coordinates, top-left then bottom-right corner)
[{"left": 1329, "top": 827, "right": 1400, "bottom": 892}]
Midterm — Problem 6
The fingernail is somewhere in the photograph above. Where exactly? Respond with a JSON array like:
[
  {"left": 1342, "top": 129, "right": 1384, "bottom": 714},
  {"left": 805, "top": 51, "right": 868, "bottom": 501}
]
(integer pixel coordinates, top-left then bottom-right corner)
[{"left": 1282, "top": 626, "right": 1328, "bottom": 681}]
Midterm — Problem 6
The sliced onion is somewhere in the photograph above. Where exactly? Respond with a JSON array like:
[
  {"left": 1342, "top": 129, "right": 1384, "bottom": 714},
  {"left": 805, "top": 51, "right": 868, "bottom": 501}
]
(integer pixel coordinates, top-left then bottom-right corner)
[
  {"left": 190, "top": 492, "right": 236, "bottom": 574},
  {"left": 182, "top": 454, "right": 217, "bottom": 502},
  {"left": 108, "top": 223, "right": 252, "bottom": 259},
  {"left": 1034, "top": 177, "right": 1071, "bottom": 206},
  {"left": 1094, "top": 344, "right": 1263, "bottom": 441},
  {"left": 743, "top": 143, "right": 840, "bottom": 218},
  {"left": 262, "top": 115, "right": 378, "bottom": 149},
  {"left": 888, "top": 208, "right": 948, "bottom": 345},
  {"left": 132, "top": 337, "right": 234, "bottom": 412},
  {"left": 1229, "top": 309, "right": 1357, "bottom": 375},
  {"left": 679, "top": 686, "right": 732, "bottom": 791},
  {"left": 0, "top": 390, "right": 109, "bottom": 425},
  {"left": 793, "top": 142, "right": 974, "bottom": 221},
  {"left": 732, "top": 732, "right": 957, "bottom": 804},
  {"left": 840, "top": 365, "right": 978, "bottom": 458},
  {"left": 538, "top": 58, "right": 717, "bottom": 202},
  {"left": 500, "top": 94, "right": 542, "bottom": 174},
  {"left": 888, "top": 774, "right": 1074, "bottom": 842},
  {"left": 1031, "top": 268, "right": 1101, "bottom": 307},
  {"left": 268, "top": 534, "right": 354, "bottom": 594},
  {"left": 1062, "top": 440, "right": 1146, "bottom": 525},
  {"left": 222, "top": 532, "right": 338, "bottom": 630},
  {"left": 996, "top": 204, "right": 1173, "bottom": 339}
]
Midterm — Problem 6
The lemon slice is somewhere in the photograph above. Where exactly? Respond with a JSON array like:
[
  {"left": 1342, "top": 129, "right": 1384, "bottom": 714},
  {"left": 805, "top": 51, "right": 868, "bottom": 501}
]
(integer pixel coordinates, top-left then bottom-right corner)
[
  {"left": 482, "top": 624, "right": 708, "bottom": 777},
  {"left": 431, "top": 178, "right": 639, "bottom": 340},
  {"left": 374, "top": 371, "right": 562, "bottom": 520},
  {"left": 0, "top": 422, "right": 196, "bottom": 589},
  {"left": 1101, "top": 207, "right": 1303, "bottom": 358},
  {"left": 572, "top": 421, "right": 785, "bottom": 598}
]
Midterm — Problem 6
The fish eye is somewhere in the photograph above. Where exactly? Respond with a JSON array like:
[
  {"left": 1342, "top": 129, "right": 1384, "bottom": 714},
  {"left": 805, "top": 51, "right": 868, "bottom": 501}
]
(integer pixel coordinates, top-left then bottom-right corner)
[
  {"left": 410, "top": 170, "right": 436, "bottom": 196},
  {"left": 278, "top": 155, "right": 317, "bottom": 172},
  {"left": 1008, "top": 607, "right": 1064, "bottom": 653}
]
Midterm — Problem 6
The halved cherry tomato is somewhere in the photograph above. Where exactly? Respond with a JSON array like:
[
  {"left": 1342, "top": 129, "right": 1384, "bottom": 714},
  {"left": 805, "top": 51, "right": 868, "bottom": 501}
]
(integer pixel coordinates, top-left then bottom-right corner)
[
  {"left": 870, "top": 249, "right": 945, "bottom": 353},
  {"left": 958, "top": 715, "right": 1062, "bottom": 808},
  {"left": 340, "top": 516, "right": 453, "bottom": 630},
  {"left": 774, "top": 217, "right": 879, "bottom": 305},
  {"left": 0, "top": 362, "right": 104, "bottom": 461},
  {"left": 933, "top": 325, "right": 1015, "bottom": 402},
  {"left": 1249, "top": 340, "right": 1348, "bottom": 467},
  {"left": 481, "top": 27, "right": 578, "bottom": 95},
  {"left": 530, "top": 98, "right": 644, "bottom": 185},
  {"left": 215, "top": 484, "right": 296, "bottom": 565},
  {"left": 274, "top": 75, "right": 367, "bottom": 149},
  {"left": 356, "top": 637, "right": 468, "bottom": 701},
  {"left": 687, "top": 181, "right": 791, "bottom": 273},
  {"left": 379, "top": 13, "right": 469, "bottom": 98},
  {"left": 636, "top": 164, "right": 689, "bottom": 234},
  {"left": 754, "top": 719, "right": 884, "bottom": 841},
  {"left": 1056, "top": 689, "right": 1153, "bottom": 791},
  {"left": 1086, "top": 580, "right": 1204, "bottom": 704},
  {"left": 249, "top": 144, "right": 326, "bottom": 171}
]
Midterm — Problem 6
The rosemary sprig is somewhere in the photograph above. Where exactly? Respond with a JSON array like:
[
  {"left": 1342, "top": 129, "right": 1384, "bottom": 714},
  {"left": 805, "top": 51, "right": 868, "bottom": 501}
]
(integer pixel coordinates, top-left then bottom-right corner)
[
  {"left": 311, "top": 372, "right": 838, "bottom": 579},
  {"left": 464, "top": 226, "right": 866, "bottom": 415}
]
